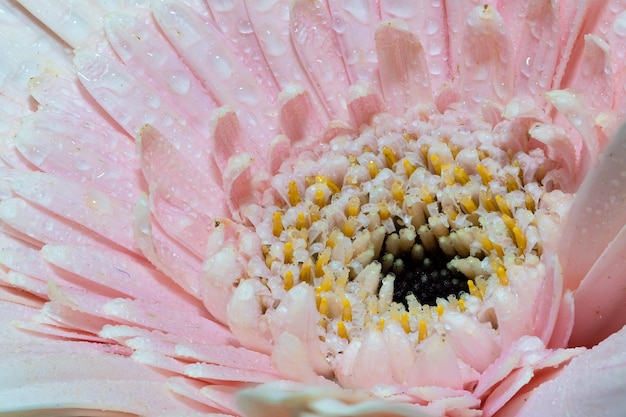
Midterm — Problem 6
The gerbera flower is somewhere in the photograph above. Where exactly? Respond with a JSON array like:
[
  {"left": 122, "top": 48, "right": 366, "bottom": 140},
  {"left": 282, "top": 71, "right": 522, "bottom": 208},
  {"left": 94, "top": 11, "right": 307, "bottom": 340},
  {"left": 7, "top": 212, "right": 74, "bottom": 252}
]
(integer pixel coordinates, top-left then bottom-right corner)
[{"left": 1, "top": 0, "right": 625, "bottom": 416}]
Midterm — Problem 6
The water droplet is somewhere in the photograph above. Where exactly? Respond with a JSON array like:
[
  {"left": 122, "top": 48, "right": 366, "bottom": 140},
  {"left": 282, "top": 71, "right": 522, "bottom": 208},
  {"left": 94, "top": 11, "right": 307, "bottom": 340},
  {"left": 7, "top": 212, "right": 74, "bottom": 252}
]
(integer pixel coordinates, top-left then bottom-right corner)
[
  {"left": 75, "top": 160, "right": 90, "bottom": 171},
  {"left": 238, "top": 20, "right": 253, "bottom": 34},
  {"left": 144, "top": 93, "right": 161, "bottom": 109},
  {"left": 211, "top": 0, "right": 236, "bottom": 12},
  {"left": 211, "top": 54, "right": 234, "bottom": 79},
  {"left": 613, "top": 11, "right": 626, "bottom": 37},
  {"left": 167, "top": 72, "right": 191, "bottom": 94},
  {"left": 426, "top": 20, "right": 439, "bottom": 35}
]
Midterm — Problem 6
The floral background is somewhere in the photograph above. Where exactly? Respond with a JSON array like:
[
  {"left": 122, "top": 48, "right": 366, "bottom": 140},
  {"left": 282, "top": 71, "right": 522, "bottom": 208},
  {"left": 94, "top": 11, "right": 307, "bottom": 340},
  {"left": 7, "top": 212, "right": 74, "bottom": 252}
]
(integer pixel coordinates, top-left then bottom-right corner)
[{"left": 0, "top": 1, "right": 625, "bottom": 416}]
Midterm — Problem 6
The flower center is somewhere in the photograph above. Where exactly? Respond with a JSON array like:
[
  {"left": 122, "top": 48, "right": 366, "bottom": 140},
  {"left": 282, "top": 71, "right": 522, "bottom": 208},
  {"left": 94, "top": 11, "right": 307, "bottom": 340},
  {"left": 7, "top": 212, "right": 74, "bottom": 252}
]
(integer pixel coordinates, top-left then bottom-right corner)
[{"left": 248, "top": 110, "right": 558, "bottom": 348}]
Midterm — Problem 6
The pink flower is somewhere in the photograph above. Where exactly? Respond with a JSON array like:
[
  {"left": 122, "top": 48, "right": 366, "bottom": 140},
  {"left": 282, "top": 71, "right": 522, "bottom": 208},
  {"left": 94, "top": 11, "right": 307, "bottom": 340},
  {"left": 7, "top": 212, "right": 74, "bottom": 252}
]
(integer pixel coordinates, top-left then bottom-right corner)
[{"left": 1, "top": 0, "right": 625, "bottom": 416}]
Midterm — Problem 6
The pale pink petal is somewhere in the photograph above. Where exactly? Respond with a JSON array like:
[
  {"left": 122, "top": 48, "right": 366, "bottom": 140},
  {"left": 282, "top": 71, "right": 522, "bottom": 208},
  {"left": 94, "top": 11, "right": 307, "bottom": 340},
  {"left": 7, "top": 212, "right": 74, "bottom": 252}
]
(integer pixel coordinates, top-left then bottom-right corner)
[
  {"left": 206, "top": 0, "right": 280, "bottom": 98},
  {"left": 0, "top": 198, "right": 107, "bottom": 249},
  {"left": 151, "top": 0, "right": 278, "bottom": 153},
  {"left": 348, "top": 85, "right": 385, "bottom": 128},
  {"left": 459, "top": 5, "right": 513, "bottom": 106},
  {"left": 279, "top": 84, "right": 325, "bottom": 143},
  {"left": 74, "top": 49, "right": 211, "bottom": 171},
  {"left": 558, "top": 124, "right": 626, "bottom": 293},
  {"left": 496, "top": 325, "right": 626, "bottom": 417},
  {"left": 380, "top": 0, "right": 450, "bottom": 90},
  {"left": 133, "top": 193, "right": 203, "bottom": 296},
  {"left": 16, "top": 0, "right": 104, "bottom": 47},
  {"left": 0, "top": 344, "right": 203, "bottom": 415},
  {"left": 9, "top": 172, "right": 137, "bottom": 253},
  {"left": 16, "top": 110, "right": 143, "bottom": 204},
  {"left": 375, "top": 21, "right": 433, "bottom": 114},
  {"left": 138, "top": 124, "right": 226, "bottom": 217},
  {"left": 569, "top": 221, "right": 626, "bottom": 347},
  {"left": 503, "top": 0, "right": 560, "bottom": 105},
  {"left": 329, "top": 0, "right": 381, "bottom": 87},
  {"left": 290, "top": 0, "right": 351, "bottom": 122},
  {"left": 104, "top": 11, "right": 218, "bottom": 137}
]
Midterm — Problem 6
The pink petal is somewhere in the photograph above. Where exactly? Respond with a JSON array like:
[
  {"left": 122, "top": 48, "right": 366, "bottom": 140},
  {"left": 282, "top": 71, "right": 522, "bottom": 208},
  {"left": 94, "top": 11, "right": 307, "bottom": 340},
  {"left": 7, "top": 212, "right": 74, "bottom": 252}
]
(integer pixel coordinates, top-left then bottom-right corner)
[
  {"left": 459, "top": 5, "right": 513, "bottom": 106},
  {"left": 496, "top": 325, "right": 626, "bottom": 417},
  {"left": 104, "top": 11, "right": 218, "bottom": 137},
  {"left": 138, "top": 124, "right": 226, "bottom": 217},
  {"left": 290, "top": 0, "right": 351, "bottom": 122},
  {"left": 375, "top": 21, "right": 432, "bottom": 115},
  {"left": 16, "top": 0, "right": 104, "bottom": 47},
  {"left": 0, "top": 344, "right": 201, "bottom": 415},
  {"left": 569, "top": 220, "right": 626, "bottom": 347},
  {"left": 559, "top": 123, "right": 626, "bottom": 292},
  {"left": 329, "top": 0, "right": 381, "bottom": 87},
  {"left": 380, "top": 0, "right": 451, "bottom": 90},
  {"left": 9, "top": 172, "right": 138, "bottom": 253},
  {"left": 151, "top": 0, "right": 278, "bottom": 153},
  {"left": 133, "top": 193, "right": 204, "bottom": 296},
  {"left": 74, "top": 49, "right": 211, "bottom": 172}
]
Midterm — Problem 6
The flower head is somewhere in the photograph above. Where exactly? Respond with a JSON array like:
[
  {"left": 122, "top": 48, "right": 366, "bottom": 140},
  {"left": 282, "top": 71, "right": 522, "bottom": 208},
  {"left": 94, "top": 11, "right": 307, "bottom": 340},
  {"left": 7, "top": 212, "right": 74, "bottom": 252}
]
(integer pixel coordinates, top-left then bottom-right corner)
[{"left": 1, "top": 1, "right": 626, "bottom": 416}]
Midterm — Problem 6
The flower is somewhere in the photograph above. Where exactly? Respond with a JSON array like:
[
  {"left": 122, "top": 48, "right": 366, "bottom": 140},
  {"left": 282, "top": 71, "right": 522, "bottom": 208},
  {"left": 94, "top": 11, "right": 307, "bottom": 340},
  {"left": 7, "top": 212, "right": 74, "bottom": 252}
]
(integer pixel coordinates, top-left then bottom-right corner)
[{"left": 1, "top": 0, "right": 626, "bottom": 416}]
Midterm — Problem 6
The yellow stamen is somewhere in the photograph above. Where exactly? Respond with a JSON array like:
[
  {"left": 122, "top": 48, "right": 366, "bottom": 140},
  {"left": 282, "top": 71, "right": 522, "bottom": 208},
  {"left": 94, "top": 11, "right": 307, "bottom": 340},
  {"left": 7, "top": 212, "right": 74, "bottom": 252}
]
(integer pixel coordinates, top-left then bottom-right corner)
[
  {"left": 429, "top": 154, "right": 442, "bottom": 175},
  {"left": 326, "top": 229, "right": 339, "bottom": 248},
  {"left": 419, "top": 186, "right": 434, "bottom": 204},
  {"left": 497, "top": 266, "right": 509, "bottom": 286},
  {"left": 403, "top": 133, "right": 417, "bottom": 141},
  {"left": 284, "top": 241, "right": 293, "bottom": 264},
  {"left": 443, "top": 169, "right": 455, "bottom": 186},
  {"left": 494, "top": 243, "right": 504, "bottom": 257},
  {"left": 288, "top": 180, "right": 301, "bottom": 206},
  {"left": 378, "top": 201, "right": 391, "bottom": 220},
  {"left": 391, "top": 180, "right": 404, "bottom": 203},
  {"left": 295, "top": 212, "right": 307, "bottom": 230},
  {"left": 367, "top": 160, "right": 379, "bottom": 178},
  {"left": 337, "top": 320, "right": 349, "bottom": 339},
  {"left": 320, "top": 272, "right": 334, "bottom": 293},
  {"left": 418, "top": 320, "right": 428, "bottom": 341},
  {"left": 343, "top": 217, "right": 358, "bottom": 238},
  {"left": 404, "top": 159, "right": 416, "bottom": 178},
  {"left": 272, "top": 212, "right": 283, "bottom": 237},
  {"left": 495, "top": 195, "right": 513, "bottom": 216},
  {"left": 468, "top": 280, "right": 482, "bottom": 300},
  {"left": 314, "top": 189, "right": 326, "bottom": 208},
  {"left": 480, "top": 190, "right": 498, "bottom": 212},
  {"left": 453, "top": 165, "right": 470, "bottom": 184},
  {"left": 477, "top": 164, "right": 491, "bottom": 185},
  {"left": 513, "top": 226, "right": 527, "bottom": 252},
  {"left": 300, "top": 262, "right": 312, "bottom": 284},
  {"left": 309, "top": 205, "right": 320, "bottom": 223},
  {"left": 382, "top": 146, "right": 397, "bottom": 168},
  {"left": 378, "top": 318, "right": 385, "bottom": 331},
  {"left": 346, "top": 196, "right": 360, "bottom": 217},
  {"left": 316, "top": 175, "right": 340, "bottom": 194},
  {"left": 443, "top": 205, "right": 458, "bottom": 221},
  {"left": 284, "top": 270, "right": 294, "bottom": 291},
  {"left": 401, "top": 312, "right": 410, "bottom": 333},
  {"left": 501, "top": 214, "right": 516, "bottom": 234},
  {"left": 458, "top": 298, "right": 466, "bottom": 312},
  {"left": 505, "top": 173, "right": 519, "bottom": 192},
  {"left": 459, "top": 195, "right": 477, "bottom": 214},
  {"left": 448, "top": 143, "right": 460, "bottom": 158},
  {"left": 420, "top": 144, "right": 430, "bottom": 164},
  {"left": 479, "top": 234, "right": 494, "bottom": 253},
  {"left": 318, "top": 296, "right": 329, "bottom": 316},
  {"left": 436, "top": 304, "right": 444, "bottom": 318},
  {"left": 525, "top": 193, "right": 536, "bottom": 212},
  {"left": 315, "top": 247, "right": 331, "bottom": 277},
  {"left": 342, "top": 297, "right": 352, "bottom": 321},
  {"left": 336, "top": 269, "right": 349, "bottom": 288}
]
